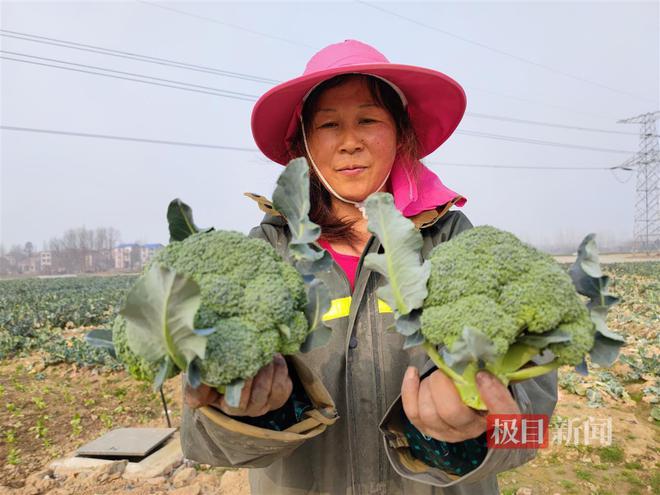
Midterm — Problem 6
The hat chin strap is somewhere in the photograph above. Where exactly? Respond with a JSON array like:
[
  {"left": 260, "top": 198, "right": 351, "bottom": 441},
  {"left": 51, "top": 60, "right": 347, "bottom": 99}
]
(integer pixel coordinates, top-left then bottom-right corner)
[{"left": 300, "top": 115, "right": 390, "bottom": 219}]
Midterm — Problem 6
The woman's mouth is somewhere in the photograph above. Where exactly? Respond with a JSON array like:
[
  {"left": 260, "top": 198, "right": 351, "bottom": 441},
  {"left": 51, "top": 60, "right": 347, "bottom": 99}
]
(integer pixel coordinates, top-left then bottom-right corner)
[{"left": 337, "top": 166, "right": 367, "bottom": 176}]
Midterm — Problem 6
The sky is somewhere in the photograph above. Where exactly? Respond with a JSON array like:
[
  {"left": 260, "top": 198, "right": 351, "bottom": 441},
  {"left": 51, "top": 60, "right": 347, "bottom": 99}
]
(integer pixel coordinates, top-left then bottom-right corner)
[{"left": 1, "top": 0, "right": 658, "bottom": 252}]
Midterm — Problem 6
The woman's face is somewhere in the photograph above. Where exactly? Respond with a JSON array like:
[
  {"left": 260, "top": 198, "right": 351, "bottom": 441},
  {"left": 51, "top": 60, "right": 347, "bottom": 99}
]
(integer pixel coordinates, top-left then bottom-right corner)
[{"left": 306, "top": 77, "right": 398, "bottom": 203}]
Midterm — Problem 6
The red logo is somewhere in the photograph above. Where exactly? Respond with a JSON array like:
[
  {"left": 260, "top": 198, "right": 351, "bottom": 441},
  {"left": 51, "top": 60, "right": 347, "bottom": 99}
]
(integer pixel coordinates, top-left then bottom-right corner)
[{"left": 486, "top": 414, "right": 549, "bottom": 449}]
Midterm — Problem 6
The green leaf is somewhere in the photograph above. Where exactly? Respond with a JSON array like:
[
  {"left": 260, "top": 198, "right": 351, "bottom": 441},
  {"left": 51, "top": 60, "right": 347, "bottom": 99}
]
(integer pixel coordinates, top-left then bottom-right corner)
[
  {"left": 272, "top": 158, "right": 325, "bottom": 263},
  {"left": 517, "top": 329, "right": 571, "bottom": 349},
  {"left": 120, "top": 265, "right": 204, "bottom": 373},
  {"left": 154, "top": 357, "right": 175, "bottom": 390},
  {"left": 395, "top": 309, "right": 422, "bottom": 337},
  {"left": 85, "top": 329, "right": 116, "bottom": 358},
  {"left": 186, "top": 359, "right": 202, "bottom": 389},
  {"left": 442, "top": 327, "right": 500, "bottom": 373},
  {"left": 569, "top": 234, "right": 619, "bottom": 307},
  {"left": 363, "top": 192, "right": 431, "bottom": 316},
  {"left": 167, "top": 199, "right": 213, "bottom": 242},
  {"left": 300, "top": 278, "right": 332, "bottom": 353},
  {"left": 296, "top": 251, "right": 334, "bottom": 276},
  {"left": 403, "top": 330, "right": 425, "bottom": 350},
  {"left": 569, "top": 234, "right": 624, "bottom": 369}
]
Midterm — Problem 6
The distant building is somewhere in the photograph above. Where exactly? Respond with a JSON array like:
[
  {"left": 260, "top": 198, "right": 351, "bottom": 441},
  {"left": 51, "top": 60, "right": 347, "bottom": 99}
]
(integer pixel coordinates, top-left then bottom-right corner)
[
  {"left": 40, "top": 251, "right": 52, "bottom": 267},
  {"left": 112, "top": 243, "right": 164, "bottom": 271}
]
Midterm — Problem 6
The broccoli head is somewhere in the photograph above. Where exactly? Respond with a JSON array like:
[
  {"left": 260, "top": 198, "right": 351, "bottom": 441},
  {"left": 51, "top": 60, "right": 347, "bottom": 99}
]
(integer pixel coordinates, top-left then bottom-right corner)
[
  {"left": 423, "top": 226, "right": 594, "bottom": 353},
  {"left": 362, "top": 192, "right": 622, "bottom": 411},
  {"left": 137, "top": 230, "right": 309, "bottom": 387}
]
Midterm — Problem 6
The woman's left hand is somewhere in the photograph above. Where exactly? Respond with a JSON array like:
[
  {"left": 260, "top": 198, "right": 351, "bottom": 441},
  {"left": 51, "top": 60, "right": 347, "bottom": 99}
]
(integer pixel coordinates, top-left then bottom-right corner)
[{"left": 401, "top": 366, "right": 521, "bottom": 442}]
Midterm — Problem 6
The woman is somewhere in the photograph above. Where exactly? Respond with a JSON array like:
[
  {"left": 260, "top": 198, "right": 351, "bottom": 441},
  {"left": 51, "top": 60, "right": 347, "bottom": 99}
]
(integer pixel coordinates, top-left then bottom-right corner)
[{"left": 181, "top": 40, "right": 557, "bottom": 495}]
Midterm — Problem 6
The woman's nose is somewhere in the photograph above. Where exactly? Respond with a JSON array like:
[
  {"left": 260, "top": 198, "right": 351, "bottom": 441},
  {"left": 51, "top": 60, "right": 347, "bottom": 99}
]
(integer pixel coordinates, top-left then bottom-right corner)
[{"left": 339, "top": 128, "right": 364, "bottom": 154}]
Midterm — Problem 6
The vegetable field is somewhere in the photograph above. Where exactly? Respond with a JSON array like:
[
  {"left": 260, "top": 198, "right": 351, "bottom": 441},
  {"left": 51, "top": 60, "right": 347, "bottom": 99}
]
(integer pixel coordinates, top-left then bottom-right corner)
[{"left": 0, "top": 262, "right": 658, "bottom": 495}]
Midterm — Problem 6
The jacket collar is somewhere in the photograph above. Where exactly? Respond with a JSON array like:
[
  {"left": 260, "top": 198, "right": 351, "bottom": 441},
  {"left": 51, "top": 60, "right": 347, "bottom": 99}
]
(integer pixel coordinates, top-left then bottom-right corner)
[{"left": 245, "top": 192, "right": 463, "bottom": 231}]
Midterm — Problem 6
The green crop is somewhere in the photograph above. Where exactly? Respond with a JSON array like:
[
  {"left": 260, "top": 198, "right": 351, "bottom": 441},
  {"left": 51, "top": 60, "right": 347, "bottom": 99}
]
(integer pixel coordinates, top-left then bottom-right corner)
[
  {"left": 363, "top": 193, "right": 624, "bottom": 410},
  {"left": 114, "top": 158, "right": 332, "bottom": 406}
]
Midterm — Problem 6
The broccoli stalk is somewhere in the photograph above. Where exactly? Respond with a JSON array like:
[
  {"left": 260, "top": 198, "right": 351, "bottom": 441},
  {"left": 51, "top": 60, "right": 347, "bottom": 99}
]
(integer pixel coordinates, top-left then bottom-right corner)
[{"left": 363, "top": 193, "right": 625, "bottom": 411}]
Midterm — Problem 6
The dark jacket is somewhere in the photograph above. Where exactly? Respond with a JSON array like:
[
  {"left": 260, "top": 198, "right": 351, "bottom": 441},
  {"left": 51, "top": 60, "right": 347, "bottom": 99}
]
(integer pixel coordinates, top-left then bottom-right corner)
[{"left": 180, "top": 206, "right": 558, "bottom": 494}]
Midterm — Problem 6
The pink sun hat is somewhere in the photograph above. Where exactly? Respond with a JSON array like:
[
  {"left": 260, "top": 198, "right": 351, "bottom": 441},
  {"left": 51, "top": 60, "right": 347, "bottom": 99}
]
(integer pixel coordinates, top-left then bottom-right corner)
[{"left": 251, "top": 39, "right": 467, "bottom": 166}]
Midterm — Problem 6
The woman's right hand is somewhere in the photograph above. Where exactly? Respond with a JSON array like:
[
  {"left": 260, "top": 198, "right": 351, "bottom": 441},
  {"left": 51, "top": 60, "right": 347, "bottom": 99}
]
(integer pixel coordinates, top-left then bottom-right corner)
[{"left": 184, "top": 353, "right": 293, "bottom": 417}]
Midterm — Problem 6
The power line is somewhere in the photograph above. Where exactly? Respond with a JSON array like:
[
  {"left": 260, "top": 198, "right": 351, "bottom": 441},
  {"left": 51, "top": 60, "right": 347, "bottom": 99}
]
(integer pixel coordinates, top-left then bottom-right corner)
[
  {"left": 0, "top": 50, "right": 639, "bottom": 154},
  {"left": 357, "top": 1, "right": 657, "bottom": 105},
  {"left": 0, "top": 55, "right": 258, "bottom": 101},
  {"left": 454, "top": 129, "right": 635, "bottom": 154},
  {"left": 136, "top": 0, "right": 316, "bottom": 50},
  {"left": 466, "top": 112, "right": 658, "bottom": 138},
  {"left": 1, "top": 29, "right": 632, "bottom": 124},
  {"left": 0, "top": 125, "right": 635, "bottom": 173},
  {"left": 0, "top": 29, "right": 279, "bottom": 85},
  {"left": 1, "top": 50, "right": 259, "bottom": 99},
  {"left": 0, "top": 125, "right": 259, "bottom": 151},
  {"left": 427, "top": 161, "right": 628, "bottom": 171}
]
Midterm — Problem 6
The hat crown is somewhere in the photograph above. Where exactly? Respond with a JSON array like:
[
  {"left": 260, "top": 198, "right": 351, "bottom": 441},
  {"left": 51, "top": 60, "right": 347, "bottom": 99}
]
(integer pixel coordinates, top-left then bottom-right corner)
[{"left": 303, "top": 39, "right": 390, "bottom": 75}]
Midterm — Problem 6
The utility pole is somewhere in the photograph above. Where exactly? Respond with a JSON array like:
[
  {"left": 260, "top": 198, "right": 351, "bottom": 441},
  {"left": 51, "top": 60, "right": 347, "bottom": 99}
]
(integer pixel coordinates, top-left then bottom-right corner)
[{"left": 618, "top": 111, "right": 660, "bottom": 252}]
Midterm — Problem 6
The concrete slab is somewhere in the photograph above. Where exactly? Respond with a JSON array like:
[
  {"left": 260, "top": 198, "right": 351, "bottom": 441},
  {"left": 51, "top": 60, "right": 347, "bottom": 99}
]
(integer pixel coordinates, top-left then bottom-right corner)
[
  {"left": 49, "top": 432, "right": 183, "bottom": 481},
  {"left": 123, "top": 433, "right": 183, "bottom": 480},
  {"left": 77, "top": 427, "right": 176, "bottom": 457}
]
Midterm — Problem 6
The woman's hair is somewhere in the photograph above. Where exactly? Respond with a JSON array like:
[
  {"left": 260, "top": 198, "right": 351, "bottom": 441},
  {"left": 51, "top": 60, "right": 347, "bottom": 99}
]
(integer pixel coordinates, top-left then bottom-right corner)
[{"left": 287, "top": 73, "right": 420, "bottom": 244}]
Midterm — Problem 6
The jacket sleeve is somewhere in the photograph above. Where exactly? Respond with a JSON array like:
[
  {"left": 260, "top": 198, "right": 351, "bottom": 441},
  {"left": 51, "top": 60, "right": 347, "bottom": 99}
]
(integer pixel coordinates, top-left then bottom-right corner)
[
  {"left": 378, "top": 208, "right": 559, "bottom": 487},
  {"left": 179, "top": 221, "right": 338, "bottom": 468}
]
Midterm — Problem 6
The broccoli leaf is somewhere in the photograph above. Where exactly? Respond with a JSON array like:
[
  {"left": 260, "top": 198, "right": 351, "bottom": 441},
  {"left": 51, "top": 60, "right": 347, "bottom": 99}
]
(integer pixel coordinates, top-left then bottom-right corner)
[
  {"left": 363, "top": 192, "right": 431, "bottom": 316},
  {"left": 272, "top": 158, "right": 325, "bottom": 264},
  {"left": 154, "top": 356, "right": 175, "bottom": 390},
  {"left": 442, "top": 327, "right": 500, "bottom": 374},
  {"left": 589, "top": 305, "right": 625, "bottom": 366},
  {"left": 518, "top": 329, "right": 571, "bottom": 349},
  {"left": 569, "top": 234, "right": 619, "bottom": 308},
  {"left": 167, "top": 198, "right": 213, "bottom": 242},
  {"left": 186, "top": 359, "right": 202, "bottom": 389},
  {"left": 300, "top": 278, "right": 332, "bottom": 353},
  {"left": 403, "top": 330, "right": 425, "bottom": 350},
  {"left": 569, "top": 234, "right": 624, "bottom": 367},
  {"left": 395, "top": 309, "right": 422, "bottom": 336},
  {"left": 121, "top": 265, "right": 204, "bottom": 372},
  {"left": 85, "top": 329, "right": 116, "bottom": 358}
]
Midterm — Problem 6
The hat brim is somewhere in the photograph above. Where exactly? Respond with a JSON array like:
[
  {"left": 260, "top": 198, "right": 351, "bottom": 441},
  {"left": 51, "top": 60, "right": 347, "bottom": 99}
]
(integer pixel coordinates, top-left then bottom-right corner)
[{"left": 251, "top": 63, "right": 467, "bottom": 165}]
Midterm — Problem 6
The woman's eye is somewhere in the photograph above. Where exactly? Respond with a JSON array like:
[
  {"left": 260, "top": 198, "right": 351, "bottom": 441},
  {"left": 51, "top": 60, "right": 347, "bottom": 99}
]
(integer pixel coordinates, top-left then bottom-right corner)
[
  {"left": 319, "top": 122, "right": 337, "bottom": 128},
  {"left": 360, "top": 119, "right": 376, "bottom": 124}
]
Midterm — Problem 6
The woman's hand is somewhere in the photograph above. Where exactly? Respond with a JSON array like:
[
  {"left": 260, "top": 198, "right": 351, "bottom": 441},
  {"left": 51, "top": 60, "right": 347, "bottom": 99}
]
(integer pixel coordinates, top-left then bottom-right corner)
[
  {"left": 184, "top": 353, "right": 293, "bottom": 417},
  {"left": 401, "top": 367, "right": 520, "bottom": 442}
]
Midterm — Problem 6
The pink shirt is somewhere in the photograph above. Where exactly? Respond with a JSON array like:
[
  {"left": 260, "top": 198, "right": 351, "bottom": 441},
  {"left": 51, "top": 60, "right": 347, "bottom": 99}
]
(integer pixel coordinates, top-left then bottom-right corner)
[{"left": 318, "top": 239, "right": 360, "bottom": 291}]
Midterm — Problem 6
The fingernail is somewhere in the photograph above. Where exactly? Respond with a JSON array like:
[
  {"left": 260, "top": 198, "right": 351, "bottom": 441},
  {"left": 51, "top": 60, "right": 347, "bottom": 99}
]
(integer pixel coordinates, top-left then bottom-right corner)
[
  {"left": 405, "top": 367, "right": 418, "bottom": 380},
  {"left": 476, "top": 371, "right": 492, "bottom": 386}
]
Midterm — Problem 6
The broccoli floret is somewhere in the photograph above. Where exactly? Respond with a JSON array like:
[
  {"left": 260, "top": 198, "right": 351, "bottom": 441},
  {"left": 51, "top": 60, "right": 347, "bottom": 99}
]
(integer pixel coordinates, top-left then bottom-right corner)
[
  {"left": 140, "top": 230, "right": 309, "bottom": 388},
  {"left": 420, "top": 295, "right": 518, "bottom": 355},
  {"left": 200, "top": 318, "right": 281, "bottom": 386},
  {"left": 112, "top": 315, "right": 161, "bottom": 382},
  {"left": 278, "top": 311, "right": 311, "bottom": 355}
]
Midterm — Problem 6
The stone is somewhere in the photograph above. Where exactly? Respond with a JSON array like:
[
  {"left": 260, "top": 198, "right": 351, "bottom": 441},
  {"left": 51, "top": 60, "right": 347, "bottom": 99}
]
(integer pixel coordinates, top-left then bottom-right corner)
[
  {"left": 172, "top": 467, "right": 197, "bottom": 487},
  {"left": 94, "top": 459, "right": 128, "bottom": 483}
]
